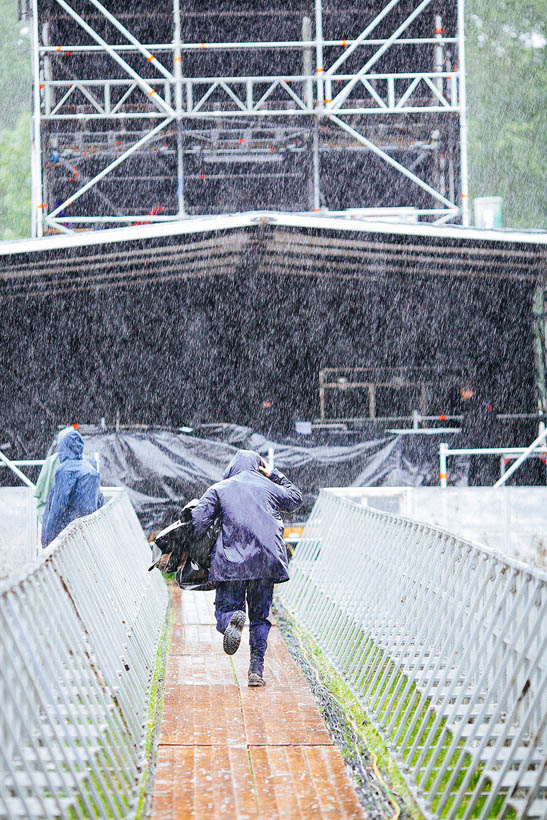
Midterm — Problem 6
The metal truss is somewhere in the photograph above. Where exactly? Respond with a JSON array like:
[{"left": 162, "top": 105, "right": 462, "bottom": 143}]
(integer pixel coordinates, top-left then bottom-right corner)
[
  {"left": 42, "top": 71, "right": 460, "bottom": 120},
  {"left": 30, "top": 0, "right": 469, "bottom": 235}
]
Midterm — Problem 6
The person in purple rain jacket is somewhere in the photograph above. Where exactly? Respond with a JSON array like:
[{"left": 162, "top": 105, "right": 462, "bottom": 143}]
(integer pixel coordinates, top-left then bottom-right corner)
[{"left": 191, "top": 449, "right": 302, "bottom": 687}]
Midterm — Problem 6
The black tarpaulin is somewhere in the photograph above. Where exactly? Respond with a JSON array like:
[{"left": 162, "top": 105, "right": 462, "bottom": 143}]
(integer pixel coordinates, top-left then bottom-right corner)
[{"left": 74, "top": 424, "right": 463, "bottom": 534}]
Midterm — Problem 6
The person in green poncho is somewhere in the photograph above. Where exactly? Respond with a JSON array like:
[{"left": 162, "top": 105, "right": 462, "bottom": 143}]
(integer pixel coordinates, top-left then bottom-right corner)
[{"left": 34, "top": 425, "right": 78, "bottom": 521}]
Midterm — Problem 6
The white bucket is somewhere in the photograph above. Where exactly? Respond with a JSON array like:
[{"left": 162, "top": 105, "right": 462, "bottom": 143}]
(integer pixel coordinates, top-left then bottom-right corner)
[{"left": 474, "top": 196, "right": 503, "bottom": 228}]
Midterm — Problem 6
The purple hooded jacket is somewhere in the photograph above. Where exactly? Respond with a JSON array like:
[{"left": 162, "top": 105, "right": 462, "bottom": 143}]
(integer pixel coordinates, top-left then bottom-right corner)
[{"left": 191, "top": 449, "right": 302, "bottom": 583}]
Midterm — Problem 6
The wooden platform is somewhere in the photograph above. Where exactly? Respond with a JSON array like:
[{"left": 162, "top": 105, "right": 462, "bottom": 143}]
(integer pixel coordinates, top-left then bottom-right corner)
[{"left": 151, "top": 587, "right": 365, "bottom": 820}]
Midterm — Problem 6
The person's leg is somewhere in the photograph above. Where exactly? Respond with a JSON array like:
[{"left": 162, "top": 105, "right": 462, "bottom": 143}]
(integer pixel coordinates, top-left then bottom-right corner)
[
  {"left": 214, "top": 581, "right": 246, "bottom": 633},
  {"left": 214, "top": 581, "right": 246, "bottom": 654},
  {"left": 246, "top": 579, "right": 274, "bottom": 685}
]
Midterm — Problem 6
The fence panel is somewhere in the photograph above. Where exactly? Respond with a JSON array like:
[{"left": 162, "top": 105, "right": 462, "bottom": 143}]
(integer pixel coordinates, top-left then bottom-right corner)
[
  {"left": 279, "top": 490, "right": 547, "bottom": 820},
  {"left": 0, "top": 488, "right": 37, "bottom": 579},
  {"left": 0, "top": 492, "right": 168, "bottom": 820}
]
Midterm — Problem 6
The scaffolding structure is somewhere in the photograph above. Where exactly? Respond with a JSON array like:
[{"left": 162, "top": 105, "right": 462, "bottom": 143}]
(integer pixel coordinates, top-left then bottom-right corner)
[{"left": 25, "top": 0, "right": 468, "bottom": 236}]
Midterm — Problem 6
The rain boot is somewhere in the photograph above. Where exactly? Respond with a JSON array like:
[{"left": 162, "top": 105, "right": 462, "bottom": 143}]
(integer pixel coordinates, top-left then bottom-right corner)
[
  {"left": 223, "top": 610, "right": 246, "bottom": 655},
  {"left": 248, "top": 655, "right": 265, "bottom": 687}
]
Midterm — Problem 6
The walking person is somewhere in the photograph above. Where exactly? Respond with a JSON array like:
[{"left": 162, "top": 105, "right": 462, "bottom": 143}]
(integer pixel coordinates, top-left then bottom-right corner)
[
  {"left": 41, "top": 428, "right": 104, "bottom": 547},
  {"left": 34, "top": 424, "right": 78, "bottom": 522},
  {"left": 191, "top": 449, "right": 302, "bottom": 687}
]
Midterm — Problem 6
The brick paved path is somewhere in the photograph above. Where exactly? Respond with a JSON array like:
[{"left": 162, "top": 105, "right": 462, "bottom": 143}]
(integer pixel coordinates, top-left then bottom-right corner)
[{"left": 151, "top": 587, "right": 365, "bottom": 820}]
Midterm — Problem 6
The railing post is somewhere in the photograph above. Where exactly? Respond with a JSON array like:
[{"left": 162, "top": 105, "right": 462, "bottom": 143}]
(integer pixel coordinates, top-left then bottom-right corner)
[{"left": 439, "top": 441, "right": 448, "bottom": 487}]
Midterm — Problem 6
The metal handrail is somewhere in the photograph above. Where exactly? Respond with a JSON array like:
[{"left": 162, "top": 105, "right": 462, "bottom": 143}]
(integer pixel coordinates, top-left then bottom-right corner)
[
  {"left": 0, "top": 493, "right": 168, "bottom": 820},
  {"left": 0, "top": 449, "right": 36, "bottom": 488},
  {"left": 279, "top": 490, "right": 547, "bottom": 820},
  {"left": 494, "top": 426, "right": 547, "bottom": 487},
  {"left": 439, "top": 433, "right": 547, "bottom": 487}
]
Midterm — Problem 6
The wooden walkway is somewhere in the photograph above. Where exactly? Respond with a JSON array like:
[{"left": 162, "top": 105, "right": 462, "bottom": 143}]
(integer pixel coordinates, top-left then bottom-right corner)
[{"left": 150, "top": 587, "right": 365, "bottom": 820}]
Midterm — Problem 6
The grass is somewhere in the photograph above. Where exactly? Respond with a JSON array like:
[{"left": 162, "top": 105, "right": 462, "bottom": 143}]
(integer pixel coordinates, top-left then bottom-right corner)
[{"left": 134, "top": 587, "right": 174, "bottom": 820}]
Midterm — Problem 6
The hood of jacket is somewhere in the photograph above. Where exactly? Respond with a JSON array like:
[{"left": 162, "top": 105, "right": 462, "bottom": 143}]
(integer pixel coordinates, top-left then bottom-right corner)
[
  {"left": 223, "top": 449, "right": 261, "bottom": 479},
  {"left": 58, "top": 429, "right": 84, "bottom": 463},
  {"left": 56, "top": 425, "right": 76, "bottom": 446}
]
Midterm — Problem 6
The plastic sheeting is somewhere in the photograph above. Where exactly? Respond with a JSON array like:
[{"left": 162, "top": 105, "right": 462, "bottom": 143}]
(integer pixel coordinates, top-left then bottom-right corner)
[{"left": 74, "top": 424, "right": 463, "bottom": 534}]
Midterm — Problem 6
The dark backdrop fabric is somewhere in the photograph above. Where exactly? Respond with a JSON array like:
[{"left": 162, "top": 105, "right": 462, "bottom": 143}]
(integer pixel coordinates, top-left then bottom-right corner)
[{"left": 0, "top": 253, "right": 536, "bottom": 459}]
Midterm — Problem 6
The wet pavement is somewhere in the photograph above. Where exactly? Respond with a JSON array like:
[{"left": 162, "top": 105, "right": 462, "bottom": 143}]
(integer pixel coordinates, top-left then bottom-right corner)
[{"left": 151, "top": 587, "right": 365, "bottom": 819}]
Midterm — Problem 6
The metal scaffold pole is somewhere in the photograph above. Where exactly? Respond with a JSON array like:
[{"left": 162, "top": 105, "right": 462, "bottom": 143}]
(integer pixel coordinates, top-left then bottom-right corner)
[
  {"left": 314, "top": 0, "right": 324, "bottom": 104},
  {"left": 312, "top": 125, "right": 321, "bottom": 211},
  {"left": 173, "top": 0, "right": 185, "bottom": 217},
  {"left": 313, "top": 0, "right": 324, "bottom": 211},
  {"left": 30, "top": 0, "right": 43, "bottom": 237},
  {"left": 457, "top": 0, "right": 470, "bottom": 225},
  {"left": 534, "top": 286, "right": 547, "bottom": 412}
]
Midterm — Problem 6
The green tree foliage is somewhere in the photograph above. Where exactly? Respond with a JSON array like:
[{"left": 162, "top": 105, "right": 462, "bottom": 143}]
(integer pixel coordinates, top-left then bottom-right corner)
[
  {"left": 0, "top": 0, "right": 31, "bottom": 129},
  {"left": 0, "top": 110, "right": 31, "bottom": 239},
  {"left": 0, "top": 0, "right": 31, "bottom": 240},
  {"left": 466, "top": 0, "right": 546, "bottom": 228}
]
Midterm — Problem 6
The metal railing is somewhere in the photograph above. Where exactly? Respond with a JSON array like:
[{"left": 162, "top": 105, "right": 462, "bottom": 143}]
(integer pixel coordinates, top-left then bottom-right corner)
[
  {"left": 0, "top": 492, "right": 168, "bottom": 820},
  {"left": 439, "top": 434, "right": 547, "bottom": 487},
  {"left": 279, "top": 490, "right": 547, "bottom": 820}
]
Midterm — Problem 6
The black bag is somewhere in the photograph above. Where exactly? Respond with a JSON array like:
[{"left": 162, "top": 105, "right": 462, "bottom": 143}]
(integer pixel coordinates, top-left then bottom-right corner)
[
  {"left": 148, "top": 503, "right": 194, "bottom": 573},
  {"left": 178, "top": 499, "right": 220, "bottom": 590},
  {"left": 176, "top": 558, "right": 217, "bottom": 592},
  {"left": 149, "top": 498, "right": 220, "bottom": 591}
]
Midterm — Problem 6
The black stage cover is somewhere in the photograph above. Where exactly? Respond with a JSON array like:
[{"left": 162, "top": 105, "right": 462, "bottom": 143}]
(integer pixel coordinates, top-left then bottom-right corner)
[{"left": 76, "top": 424, "right": 468, "bottom": 534}]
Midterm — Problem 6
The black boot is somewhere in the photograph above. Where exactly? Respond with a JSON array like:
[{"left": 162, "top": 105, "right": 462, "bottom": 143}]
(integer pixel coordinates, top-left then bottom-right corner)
[
  {"left": 223, "top": 610, "right": 246, "bottom": 655},
  {"left": 248, "top": 656, "right": 265, "bottom": 687}
]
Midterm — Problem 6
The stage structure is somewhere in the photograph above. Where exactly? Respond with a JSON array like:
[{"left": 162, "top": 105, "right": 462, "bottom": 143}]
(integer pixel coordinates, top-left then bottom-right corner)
[
  {"left": 0, "top": 214, "right": 545, "bottom": 451},
  {"left": 24, "top": 0, "right": 468, "bottom": 236}
]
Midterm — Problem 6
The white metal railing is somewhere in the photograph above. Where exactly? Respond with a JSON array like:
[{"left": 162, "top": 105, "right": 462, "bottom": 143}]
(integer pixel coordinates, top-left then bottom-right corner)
[
  {"left": 0, "top": 492, "right": 168, "bottom": 820},
  {"left": 0, "top": 488, "right": 37, "bottom": 578},
  {"left": 439, "top": 435, "right": 547, "bottom": 487},
  {"left": 279, "top": 490, "right": 547, "bottom": 820}
]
